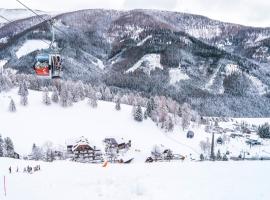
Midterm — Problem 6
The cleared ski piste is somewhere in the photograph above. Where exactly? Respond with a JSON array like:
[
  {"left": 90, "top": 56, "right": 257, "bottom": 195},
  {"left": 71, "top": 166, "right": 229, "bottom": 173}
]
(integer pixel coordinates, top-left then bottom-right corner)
[{"left": 0, "top": 158, "right": 270, "bottom": 200}]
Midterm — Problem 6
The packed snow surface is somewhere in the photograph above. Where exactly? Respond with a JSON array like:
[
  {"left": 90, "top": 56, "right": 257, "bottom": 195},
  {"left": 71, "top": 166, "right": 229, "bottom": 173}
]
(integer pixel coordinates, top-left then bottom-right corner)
[
  {"left": 0, "top": 158, "right": 270, "bottom": 200},
  {"left": 16, "top": 40, "right": 50, "bottom": 59},
  {"left": 126, "top": 54, "right": 163, "bottom": 74},
  {"left": 169, "top": 68, "right": 190, "bottom": 84}
]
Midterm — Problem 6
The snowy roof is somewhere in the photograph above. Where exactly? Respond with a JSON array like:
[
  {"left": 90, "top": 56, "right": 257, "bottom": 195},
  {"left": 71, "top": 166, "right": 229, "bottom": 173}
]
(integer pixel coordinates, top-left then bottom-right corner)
[{"left": 104, "top": 136, "right": 129, "bottom": 145}]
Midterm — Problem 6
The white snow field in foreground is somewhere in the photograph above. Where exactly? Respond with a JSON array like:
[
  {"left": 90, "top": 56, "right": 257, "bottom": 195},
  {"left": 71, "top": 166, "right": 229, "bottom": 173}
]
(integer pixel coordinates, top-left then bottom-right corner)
[{"left": 0, "top": 158, "right": 269, "bottom": 200}]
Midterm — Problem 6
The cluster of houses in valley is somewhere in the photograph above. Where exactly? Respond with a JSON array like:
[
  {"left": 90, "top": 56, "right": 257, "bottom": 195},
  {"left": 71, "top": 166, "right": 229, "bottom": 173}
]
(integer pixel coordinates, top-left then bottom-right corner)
[{"left": 66, "top": 136, "right": 133, "bottom": 163}]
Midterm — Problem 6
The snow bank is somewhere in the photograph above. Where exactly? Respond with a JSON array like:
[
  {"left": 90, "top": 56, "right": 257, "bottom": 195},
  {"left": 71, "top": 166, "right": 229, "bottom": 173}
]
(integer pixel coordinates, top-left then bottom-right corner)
[{"left": 16, "top": 40, "right": 50, "bottom": 59}]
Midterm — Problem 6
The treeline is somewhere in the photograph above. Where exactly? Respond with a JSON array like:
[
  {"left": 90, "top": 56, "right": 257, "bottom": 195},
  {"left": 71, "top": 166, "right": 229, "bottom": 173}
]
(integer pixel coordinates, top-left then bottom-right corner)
[{"left": 1, "top": 71, "right": 200, "bottom": 132}]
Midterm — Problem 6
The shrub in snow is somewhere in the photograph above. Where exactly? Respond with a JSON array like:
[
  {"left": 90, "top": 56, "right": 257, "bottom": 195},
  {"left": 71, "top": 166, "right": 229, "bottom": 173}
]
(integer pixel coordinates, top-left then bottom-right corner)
[
  {"left": 9, "top": 99, "right": 16, "bottom": 112},
  {"left": 258, "top": 123, "right": 270, "bottom": 138}
]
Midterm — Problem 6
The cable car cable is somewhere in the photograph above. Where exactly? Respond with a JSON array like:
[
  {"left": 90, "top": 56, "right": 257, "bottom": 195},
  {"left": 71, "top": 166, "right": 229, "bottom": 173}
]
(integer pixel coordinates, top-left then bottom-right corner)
[
  {"left": 14, "top": 0, "right": 69, "bottom": 38},
  {"left": 0, "top": 14, "right": 51, "bottom": 46}
]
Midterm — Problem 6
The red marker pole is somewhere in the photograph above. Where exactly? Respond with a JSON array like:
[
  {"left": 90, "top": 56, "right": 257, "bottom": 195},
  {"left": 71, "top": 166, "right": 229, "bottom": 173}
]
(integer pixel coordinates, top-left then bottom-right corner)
[{"left": 4, "top": 176, "right": 6, "bottom": 197}]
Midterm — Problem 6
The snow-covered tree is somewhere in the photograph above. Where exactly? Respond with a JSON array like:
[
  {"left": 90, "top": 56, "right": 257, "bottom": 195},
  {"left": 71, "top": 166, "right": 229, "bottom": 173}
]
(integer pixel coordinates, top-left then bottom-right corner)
[
  {"left": 104, "top": 87, "right": 112, "bottom": 101},
  {"left": 9, "top": 99, "right": 16, "bottom": 112},
  {"left": 145, "top": 99, "right": 153, "bottom": 118},
  {"left": 20, "top": 95, "right": 28, "bottom": 106},
  {"left": 51, "top": 87, "right": 59, "bottom": 103},
  {"left": 43, "top": 88, "right": 51, "bottom": 105},
  {"left": 200, "top": 138, "right": 211, "bottom": 155},
  {"left": 18, "top": 81, "right": 28, "bottom": 96},
  {"left": 88, "top": 96, "right": 98, "bottom": 108},
  {"left": 60, "top": 84, "right": 69, "bottom": 107},
  {"left": 133, "top": 105, "right": 143, "bottom": 122},
  {"left": 163, "top": 116, "right": 174, "bottom": 132},
  {"left": 0, "top": 134, "right": 3, "bottom": 157},
  {"left": 4, "top": 137, "right": 14, "bottom": 157},
  {"left": 0, "top": 74, "right": 13, "bottom": 92},
  {"left": 181, "top": 103, "right": 192, "bottom": 130},
  {"left": 31, "top": 143, "right": 43, "bottom": 161},
  {"left": 76, "top": 81, "right": 85, "bottom": 100},
  {"left": 115, "top": 98, "right": 121, "bottom": 111}
]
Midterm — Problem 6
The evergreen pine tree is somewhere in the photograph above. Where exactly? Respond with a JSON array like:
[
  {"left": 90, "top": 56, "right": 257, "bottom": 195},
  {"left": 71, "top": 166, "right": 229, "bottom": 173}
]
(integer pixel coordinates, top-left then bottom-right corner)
[
  {"left": 4, "top": 137, "right": 14, "bottom": 157},
  {"left": 134, "top": 105, "right": 143, "bottom": 122},
  {"left": 31, "top": 143, "right": 43, "bottom": 160},
  {"left": 145, "top": 100, "right": 153, "bottom": 117},
  {"left": 9, "top": 99, "right": 16, "bottom": 112}
]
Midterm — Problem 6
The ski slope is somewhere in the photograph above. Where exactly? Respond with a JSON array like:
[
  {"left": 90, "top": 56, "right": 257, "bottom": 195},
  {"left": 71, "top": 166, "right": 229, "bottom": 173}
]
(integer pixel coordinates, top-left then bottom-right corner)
[
  {"left": 0, "top": 89, "right": 204, "bottom": 159},
  {"left": 16, "top": 40, "right": 50, "bottom": 59},
  {"left": 0, "top": 89, "right": 270, "bottom": 159},
  {"left": 0, "top": 158, "right": 270, "bottom": 200}
]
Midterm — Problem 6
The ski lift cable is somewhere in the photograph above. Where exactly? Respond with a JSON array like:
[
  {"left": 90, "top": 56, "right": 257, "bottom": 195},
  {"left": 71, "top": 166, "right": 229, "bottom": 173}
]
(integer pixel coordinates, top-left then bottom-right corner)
[
  {"left": 0, "top": 15, "right": 14, "bottom": 23},
  {"left": 14, "top": 0, "right": 69, "bottom": 38},
  {"left": 0, "top": 14, "right": 51, "bottom": 46}
]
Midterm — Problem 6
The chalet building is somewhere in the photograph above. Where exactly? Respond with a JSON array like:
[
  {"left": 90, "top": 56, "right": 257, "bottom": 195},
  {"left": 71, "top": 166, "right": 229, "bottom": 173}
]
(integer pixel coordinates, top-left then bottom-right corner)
[
  {"left": 66, "top": 137, "right": 102, "bottom": 162},
  {"left": 103, "top": 137, "right": 131, "bottom": 151}
]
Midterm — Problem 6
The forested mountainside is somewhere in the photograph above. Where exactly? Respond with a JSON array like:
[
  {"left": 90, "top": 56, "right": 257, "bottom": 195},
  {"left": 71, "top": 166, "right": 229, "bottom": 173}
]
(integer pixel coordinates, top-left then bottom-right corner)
[{"left": 1, "top": 9, "right": 270, "bottom": 117}]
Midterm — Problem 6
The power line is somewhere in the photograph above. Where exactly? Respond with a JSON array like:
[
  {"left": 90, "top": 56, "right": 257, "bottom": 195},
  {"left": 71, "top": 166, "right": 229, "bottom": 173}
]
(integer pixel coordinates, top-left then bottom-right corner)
[{"left": 14, "top": 0, "right": 69, "bottom": 37}]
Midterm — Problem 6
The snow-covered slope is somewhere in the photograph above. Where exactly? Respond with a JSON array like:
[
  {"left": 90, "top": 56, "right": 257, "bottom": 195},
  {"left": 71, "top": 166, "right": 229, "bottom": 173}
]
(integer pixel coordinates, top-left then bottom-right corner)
[
  {"left": 1, "top": 158, "right": 270, "bottom": 200},
  {"left": 0, "top": 89, "right": 200, "bottom": 158},
  {"left": 16, "top": 40, "right": 50, "bottom": 59},
  {"left": 1, "top": 89, "right": 270, "bottom": 160},
  {"left": 126, "top": 54, "right": 163, "bottom": 75},
  {"left": 169, "top": 67, "right": 190, "bottom": 85}
]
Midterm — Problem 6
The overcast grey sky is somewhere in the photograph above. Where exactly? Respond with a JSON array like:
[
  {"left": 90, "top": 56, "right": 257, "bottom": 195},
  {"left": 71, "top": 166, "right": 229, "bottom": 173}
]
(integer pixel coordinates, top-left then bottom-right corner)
[{"left": 1, "top": 0, "right": 270, "bottom": 27}]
